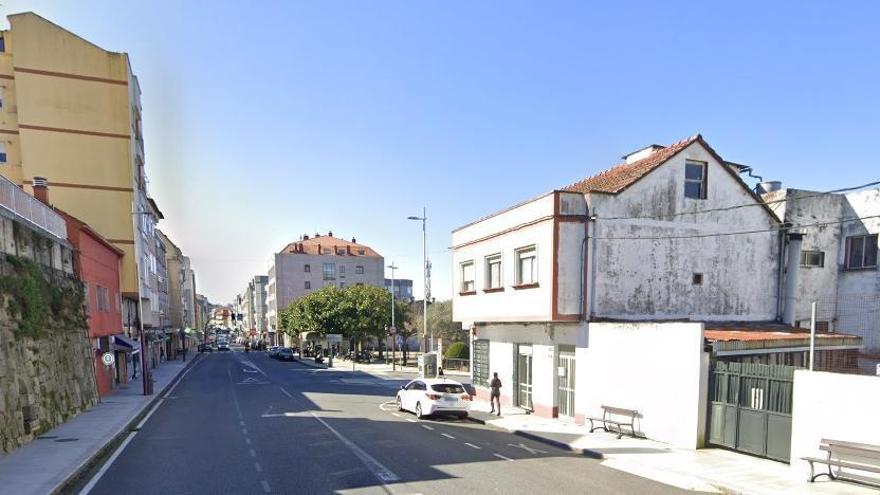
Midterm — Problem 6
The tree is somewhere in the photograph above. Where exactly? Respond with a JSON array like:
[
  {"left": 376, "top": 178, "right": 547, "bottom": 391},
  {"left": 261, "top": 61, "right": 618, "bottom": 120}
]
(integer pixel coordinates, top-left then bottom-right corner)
[{"left": 409, "top": 300, "right": 465, "bottom": 347}]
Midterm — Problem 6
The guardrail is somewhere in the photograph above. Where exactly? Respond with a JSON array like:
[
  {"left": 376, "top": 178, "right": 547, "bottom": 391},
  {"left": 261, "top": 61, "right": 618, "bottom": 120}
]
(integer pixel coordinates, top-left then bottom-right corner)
[{"left": 0, "top": 176, "right": 67, "bottom": 240}]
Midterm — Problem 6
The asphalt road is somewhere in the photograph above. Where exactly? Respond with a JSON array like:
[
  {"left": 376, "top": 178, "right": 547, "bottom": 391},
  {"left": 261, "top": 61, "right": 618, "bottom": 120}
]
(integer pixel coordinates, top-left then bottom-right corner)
[{"left": 83, "top": 349, "right": 702, "bottom": 494}]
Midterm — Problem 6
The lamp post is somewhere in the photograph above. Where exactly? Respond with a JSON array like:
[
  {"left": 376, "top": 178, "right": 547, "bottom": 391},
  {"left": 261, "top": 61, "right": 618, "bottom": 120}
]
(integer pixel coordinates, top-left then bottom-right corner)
[
  {"left": 407, "top": 208, "right": 429, "bottom": 354},
  {"left": 387, "top": 262, "right": 397, "bottom": 371}
]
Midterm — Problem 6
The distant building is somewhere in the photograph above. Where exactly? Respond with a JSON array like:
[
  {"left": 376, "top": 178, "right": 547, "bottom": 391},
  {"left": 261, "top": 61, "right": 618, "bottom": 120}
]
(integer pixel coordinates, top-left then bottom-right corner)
[
  {"left": 384, "top": 278, "right": 413, "bottom": 301},
  {"left": 267, "top": 233, "right": 384, "bottom": 343}
]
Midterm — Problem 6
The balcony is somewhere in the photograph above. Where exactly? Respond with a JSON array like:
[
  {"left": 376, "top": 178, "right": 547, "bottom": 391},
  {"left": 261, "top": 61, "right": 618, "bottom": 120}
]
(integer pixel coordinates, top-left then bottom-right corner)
[{"left": 0, "top": 176, "right": 67, "bottom": 240}]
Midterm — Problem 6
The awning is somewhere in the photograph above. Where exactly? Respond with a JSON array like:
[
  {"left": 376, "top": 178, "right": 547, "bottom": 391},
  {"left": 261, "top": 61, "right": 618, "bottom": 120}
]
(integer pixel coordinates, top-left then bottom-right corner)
[{"left": 112, "top": 334, "right": 140, "bottom": 353}]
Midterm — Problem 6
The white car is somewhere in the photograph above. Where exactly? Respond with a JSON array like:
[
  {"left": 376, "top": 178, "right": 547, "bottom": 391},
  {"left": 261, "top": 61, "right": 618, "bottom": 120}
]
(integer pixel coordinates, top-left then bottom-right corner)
[{"left": 396, "top": 378, "right": 472, "bottom": 419}]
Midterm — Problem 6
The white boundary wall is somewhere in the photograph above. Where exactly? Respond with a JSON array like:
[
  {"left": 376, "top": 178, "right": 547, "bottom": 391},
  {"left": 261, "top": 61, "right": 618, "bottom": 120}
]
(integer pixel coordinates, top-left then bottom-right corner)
[
  {"left": 579, "top": 322, "right": 709, "bottom": 448},
  {"left": 790, "top": 370, "right": 880, "bottom": 479}
]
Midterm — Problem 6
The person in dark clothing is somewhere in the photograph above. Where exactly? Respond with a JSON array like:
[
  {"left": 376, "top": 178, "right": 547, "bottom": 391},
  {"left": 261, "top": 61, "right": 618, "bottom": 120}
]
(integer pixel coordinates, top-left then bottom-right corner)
[
  {"left": 438, "top": 367, "right": 444, "bottom": 377},
  {"left": 490, "top": 372, "right": 502, "bottom": 416}
]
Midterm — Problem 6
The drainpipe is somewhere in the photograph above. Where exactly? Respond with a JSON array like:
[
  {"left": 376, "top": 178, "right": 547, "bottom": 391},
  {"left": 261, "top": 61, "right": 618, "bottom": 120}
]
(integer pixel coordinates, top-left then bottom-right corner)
[
  {"left": 782, "top": 232, "right": 804, "bottom": 326},
  {"left": 775, "top": 228, "right": 786, "bottom": 321},
  {"left": 578, "top": 212, "right": 588, "bottom": 320},
  {"left": 588, "top": 210, "right": 598, "bottom": 320}
]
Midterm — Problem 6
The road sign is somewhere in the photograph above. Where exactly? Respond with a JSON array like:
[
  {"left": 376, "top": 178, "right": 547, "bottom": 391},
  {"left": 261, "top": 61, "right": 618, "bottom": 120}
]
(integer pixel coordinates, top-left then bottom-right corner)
[{"left": 101, "top": 352, "right": 115, "bottom": 366}]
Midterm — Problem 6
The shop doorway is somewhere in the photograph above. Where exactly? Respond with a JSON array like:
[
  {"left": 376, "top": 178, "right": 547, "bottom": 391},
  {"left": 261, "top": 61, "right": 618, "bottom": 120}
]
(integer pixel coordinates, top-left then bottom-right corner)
[{"left": 516, "top": 345, "right": 533, "bottom": 411}]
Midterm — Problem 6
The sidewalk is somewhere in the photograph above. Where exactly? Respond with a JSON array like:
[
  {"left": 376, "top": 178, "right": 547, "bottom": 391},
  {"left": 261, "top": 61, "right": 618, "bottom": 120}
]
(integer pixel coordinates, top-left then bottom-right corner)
[
  {"left": 463, "top": 398, "right": 877, "bottom": 495},
  {"left": 0, "top": 355, "right": 200, "bottom": 495},
  {"left": 295, "top": 356, "right": 469, "bottom": 377}
]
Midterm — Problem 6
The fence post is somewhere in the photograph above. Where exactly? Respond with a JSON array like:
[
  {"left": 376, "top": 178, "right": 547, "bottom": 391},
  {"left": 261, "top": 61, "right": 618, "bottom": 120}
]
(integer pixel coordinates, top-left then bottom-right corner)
[{"left": 809, "top": 301, "right": 817, "bottom": 371}]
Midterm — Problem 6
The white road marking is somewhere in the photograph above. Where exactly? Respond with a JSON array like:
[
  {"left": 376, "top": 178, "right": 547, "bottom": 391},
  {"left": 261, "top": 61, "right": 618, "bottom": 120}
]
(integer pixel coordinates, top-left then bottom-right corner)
[
  {"left": 250, "top": 448, "right": 257, "bottom": 457},
  {"left": 309, "top": 412, "right": 400, "bottom": 483},
  {"left": 378, "top": 400, "right": 398, "bottom": 411},
  {"left": 78, "top": 431, "right": 137, "bottom": 495},
  {"left": 240, "top": 421, "right": 246, "bottom": 426},
  {"left": 136, "top": 399, "right": 164, "bottom": 429},
  {"left": 245, "top": 438, "right": 251, "bottom": 445},
  {"left": 406, "top": 418, "right": 417, "bottom": 423},
  {"left": 261, "top": 479, "right": 271, "bottom": 493},
  {"left": 441, "top": 433, "right": 455, "bottom": 439},
  {"left": 493, "top": 453, "right": 514, "bottom": 461},
  {"left": 242, "top": 428, "right": 248, "bottom": 435},
  {"left": 464, "top": 442, "right": 481, "bottom": 450},
  {"left": 421, "top": 425, "right": 434, "bottom": 431},
  {"left": 255, "top": 462, "right": 263, "bottom": 473},
  {"left": 508, "top": 443, "right": 548, "bottom": 455},
  {"left": 279, "top": 387, "right": 294, "bottom": 399},
  {"left": 391, "top": 413, "right": 402, "bottom": 417}
]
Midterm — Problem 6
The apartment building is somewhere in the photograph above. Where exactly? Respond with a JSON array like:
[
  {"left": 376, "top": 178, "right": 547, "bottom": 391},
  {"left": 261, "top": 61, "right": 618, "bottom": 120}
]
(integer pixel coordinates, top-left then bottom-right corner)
[
  {"left": 241, "top": 275, "right": 269, "bottom": 344},
  {"left": 385, "top": 278, "right": 414, "bottom": 301},
  {"left": 0, "top": 12, "right": 160, "bottom": 341},
  {"left": 267, "top": 233, "right": 384, "bottom": 341},
  {"left": 452, "top": 135, "right": 860, "bottom": 440}
]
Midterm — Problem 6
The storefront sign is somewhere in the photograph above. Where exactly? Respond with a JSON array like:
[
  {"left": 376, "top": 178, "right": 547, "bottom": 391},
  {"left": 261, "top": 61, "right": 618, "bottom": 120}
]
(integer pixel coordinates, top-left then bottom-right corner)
[{"left": 101, "top": 352, "right": 115, "bottom": 366}]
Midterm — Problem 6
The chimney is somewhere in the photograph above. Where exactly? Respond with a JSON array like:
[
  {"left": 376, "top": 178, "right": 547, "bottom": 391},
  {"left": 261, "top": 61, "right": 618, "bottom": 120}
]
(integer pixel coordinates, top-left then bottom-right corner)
[
  {"left": 303, "top": 234, "right": 309, "bottom": 240},
  {"left": 328, "top": 230, "right": 333, "bottom": 238},
  {"left": 351, "top": 237, "right": 356, "bottom": 243},
  {"left": 623, "top": 144, "right": 665, "bottom": 164},
  {"left": 32, "top": 177, "right": 49, "bottom": 205},
  {"left": 782, "top": 232, "right": 804, "bottom": 326},
  {"left": 315, "top": 232, "right": 320, "bottom": 238}
]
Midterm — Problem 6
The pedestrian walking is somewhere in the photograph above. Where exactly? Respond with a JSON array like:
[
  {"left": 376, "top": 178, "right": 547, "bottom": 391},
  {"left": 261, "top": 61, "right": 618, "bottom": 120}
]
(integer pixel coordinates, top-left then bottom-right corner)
[
  {"left": 490, "top": 372, "right": 502, "bottom": 416},
  {"left": 438, "top": 367, "right": 444, "bottom": 377}
]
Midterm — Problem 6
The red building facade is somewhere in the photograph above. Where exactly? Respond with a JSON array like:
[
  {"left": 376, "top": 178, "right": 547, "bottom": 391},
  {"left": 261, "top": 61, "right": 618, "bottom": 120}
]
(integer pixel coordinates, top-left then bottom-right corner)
[{"left": 34, "top": 181, "right": 125, "bottom": 397}]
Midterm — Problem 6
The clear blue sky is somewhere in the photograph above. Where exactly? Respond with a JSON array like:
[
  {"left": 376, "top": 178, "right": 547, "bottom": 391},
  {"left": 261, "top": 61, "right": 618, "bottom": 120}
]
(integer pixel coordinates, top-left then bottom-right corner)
[{"left": 4, "top": 1, "right": 878, "bottom": 304}]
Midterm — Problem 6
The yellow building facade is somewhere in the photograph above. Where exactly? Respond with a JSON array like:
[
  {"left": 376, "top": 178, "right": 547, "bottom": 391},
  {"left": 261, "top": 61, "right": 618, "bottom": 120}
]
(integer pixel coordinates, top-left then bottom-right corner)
[{"left": 0, "top": 12, "right": 155, "bottom": 304}]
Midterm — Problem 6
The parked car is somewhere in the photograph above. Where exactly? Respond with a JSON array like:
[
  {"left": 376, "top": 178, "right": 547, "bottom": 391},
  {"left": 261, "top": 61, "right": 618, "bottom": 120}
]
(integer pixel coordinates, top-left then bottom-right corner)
[
  {"left": 197, "top": 343, "right": 213, "bottom": 353},
  {"left": 277, "top": 347, "right": 297, "bottom": 361},
  {"left": 267, "top": 346, "right": 280, "bottom": 358},
  {"left": 218, "top": 342, "right": 230, "bottom": 351},
  {"left": 396, "top": 378, "right": 472, "bottom": 419}
]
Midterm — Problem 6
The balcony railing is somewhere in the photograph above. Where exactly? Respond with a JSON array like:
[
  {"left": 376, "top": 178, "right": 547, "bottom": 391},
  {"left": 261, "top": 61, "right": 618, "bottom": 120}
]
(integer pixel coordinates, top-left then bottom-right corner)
[{"left": 0, "top": 176, "right": 67, "bottom": 240}]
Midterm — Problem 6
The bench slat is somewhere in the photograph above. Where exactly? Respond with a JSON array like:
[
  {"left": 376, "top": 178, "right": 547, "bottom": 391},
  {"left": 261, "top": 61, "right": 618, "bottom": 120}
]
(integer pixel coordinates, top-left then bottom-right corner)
[
  {"left": 821, "top": 439, "right": 880, "bottom": 454},
  {"left": 601, "top": 405, "right": 638, "bottom": 416},
  {"left": 804, "top": 457, "right": 880, "bottom": 475},
  {"left": 820, "top": 444, "right": 880, "bottom": 461}
]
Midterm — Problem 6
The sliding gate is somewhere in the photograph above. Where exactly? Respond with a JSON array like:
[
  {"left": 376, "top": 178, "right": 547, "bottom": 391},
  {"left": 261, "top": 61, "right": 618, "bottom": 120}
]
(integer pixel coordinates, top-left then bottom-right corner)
[{"left": 708, "top": 362, "right": 795, "bottom": 462}]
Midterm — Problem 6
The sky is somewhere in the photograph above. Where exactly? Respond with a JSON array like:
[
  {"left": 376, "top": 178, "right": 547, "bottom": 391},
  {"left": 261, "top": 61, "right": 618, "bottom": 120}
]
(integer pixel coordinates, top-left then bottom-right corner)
[{"left": 2, "top": 1, "right": 878, "bottom": 304}]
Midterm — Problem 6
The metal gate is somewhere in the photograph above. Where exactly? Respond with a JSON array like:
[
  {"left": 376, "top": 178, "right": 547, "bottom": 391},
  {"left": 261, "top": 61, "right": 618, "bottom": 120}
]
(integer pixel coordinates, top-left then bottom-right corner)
[
  {"left": 708, "top": 362, "right": 795, "bottom": 462},
  {"left": 558, "top": 353, "right": 576, "bottom": 418},
  {"left": 516, "top": 345, "right": 533, "bottom": 411}
]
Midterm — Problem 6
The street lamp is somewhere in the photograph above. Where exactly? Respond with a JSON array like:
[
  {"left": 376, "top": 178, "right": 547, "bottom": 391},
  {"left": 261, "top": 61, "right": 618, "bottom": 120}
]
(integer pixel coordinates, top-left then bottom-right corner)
[
  {"left": 407, "top": 208, "right": 429, "bottom": 355},
  {"left": 387, "top": 262, "right": 397, "bottom": 371}
]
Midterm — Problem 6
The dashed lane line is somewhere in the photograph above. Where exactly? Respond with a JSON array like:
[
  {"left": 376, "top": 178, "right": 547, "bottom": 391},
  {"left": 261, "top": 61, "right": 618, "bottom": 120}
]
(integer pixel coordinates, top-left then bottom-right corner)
[
  {"left": 255, "top": 462, "right": 263, "bottom": 473},
  {"left": 249, "top": 448, "right": 257, "bottom": 458},
  {"left": 441, "top": 433, "right": 455, "bottom": 439},
  {"left": 493, "top": 453, "right": 514, "bottom": 461},
  {"left": 260, "top": 479, "right": 272, "bottom": 493},
  {"left": 279, "top": 386, "right": 294, "bottom": 399},
  {"left": 421, "top": 425, "right": 434, "bottom": 431},
  {"left": 406, "top": 419, "right": 417, "bottom": 423},
  {"left": 464, "top": 442, "right": 482, "bottom": 450}
]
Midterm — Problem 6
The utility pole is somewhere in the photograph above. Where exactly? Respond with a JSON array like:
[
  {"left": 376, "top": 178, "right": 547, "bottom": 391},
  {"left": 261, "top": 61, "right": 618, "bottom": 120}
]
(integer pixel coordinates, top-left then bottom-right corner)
[
  {"left": 388, "top": 262, "right": 397, "bottom": 371},
  {"left": 407, "top": 207, "right": 428, "bottom": 354}
]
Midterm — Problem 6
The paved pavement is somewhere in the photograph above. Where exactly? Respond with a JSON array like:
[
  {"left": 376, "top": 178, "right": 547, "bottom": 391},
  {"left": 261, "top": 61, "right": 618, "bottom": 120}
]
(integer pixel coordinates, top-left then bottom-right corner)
[
  {"left": 0, "top": 354, "right": 199, "bottom": 495},
  {"left": 81, "top": 350, "right": 704, "bottom": 494}
]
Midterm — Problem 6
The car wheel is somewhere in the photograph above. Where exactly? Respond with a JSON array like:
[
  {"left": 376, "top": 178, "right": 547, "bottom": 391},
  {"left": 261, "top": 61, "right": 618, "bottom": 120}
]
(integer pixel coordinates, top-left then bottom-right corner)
[
  {"left": 396, "top": 396, "right": 404, "bottom": 411},
  {"left": 415, "top": 402, "right": 423, "bottom": 419}
]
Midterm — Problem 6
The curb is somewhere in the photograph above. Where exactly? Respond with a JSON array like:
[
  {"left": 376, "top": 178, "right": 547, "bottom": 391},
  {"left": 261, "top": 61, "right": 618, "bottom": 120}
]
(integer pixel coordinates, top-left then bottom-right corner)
[
  {"left": 53, "top": 354, "right": 203, "bottom": 495},
  {"left": 464, "top": 414, "right": 603, "bottom": 460}
]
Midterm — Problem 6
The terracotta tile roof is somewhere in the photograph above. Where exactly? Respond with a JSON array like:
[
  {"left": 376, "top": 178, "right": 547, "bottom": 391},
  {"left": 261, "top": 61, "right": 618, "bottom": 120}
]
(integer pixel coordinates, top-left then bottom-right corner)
[
  {"left": 279, "top": 235, "right": 382, "bottom": 258},
  {"left": 704, "top": 322, "right": 859, "bottom": 342},
  {"left": 564, "top": 135, "right": 702, "bottom": 194}
]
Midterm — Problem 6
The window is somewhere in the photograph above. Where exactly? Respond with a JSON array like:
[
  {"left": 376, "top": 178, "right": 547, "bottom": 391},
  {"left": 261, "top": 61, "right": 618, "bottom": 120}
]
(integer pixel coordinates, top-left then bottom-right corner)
[
  {"left": 323, "top": 263, "right": 336, "bottom": 280},
  {"left": 339, "top": 282, "right": 345, "bottom": 288},
  {"left": 304, "top": 264, "right": 310, "bottom": 273},
  {"left": 304, "top": 281, "right": 311, "bottom": 289},
  {"left": 339, "top": 265, "right": 346, "bottom": 275},
  {"left": 355, "top": 265, "right": 364, "bottom": 274},
  {"left": 337, "top": 248, "right": 346, "bottom": 255},
  {"left": 473, "top": 339, "right": 490, "bottom": 386},
  {"left": 0, "top": 142, "right": 6, "bottom": 163},
  {"left": 846, "top": 234, "right": 878, "bottom": 269},
  {"left": 358, "top": 249, "right": 365, "bottom": 255},
  {"left": 460, "top": 261, "right": 475, "bottom": 293},
  {"left": 684, "top": 160, "right": 707, "bottom": 199},
  {"left": 0, "top": 86, "right": 4, "bottom": 110},
  {"left": 692, "top": 273, "right": 703, "bottom": 285},
  {"left": 96, "top": 286, "right": 110, "bottom": 312},
  {"left": 0, "top": 36, "right": 5, "bottom": 52},
  {"left": 515, "top": 246, "right": 537, "bottom": 285},
  {"left": 83, "top": 282, "right": 90, "bottom": 313},
  {"left": 800, "top": 250, "right": 825, "bottom": 268},
  {"left": 485, "top": 254, "right": 502, "bottom": 290}
]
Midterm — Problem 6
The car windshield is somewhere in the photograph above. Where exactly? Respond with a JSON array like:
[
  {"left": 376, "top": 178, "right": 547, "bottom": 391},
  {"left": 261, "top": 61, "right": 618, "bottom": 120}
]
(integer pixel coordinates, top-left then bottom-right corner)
[{"left": 431, "top": 384, "right": 465, "bottom": 394}]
